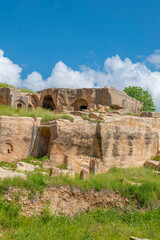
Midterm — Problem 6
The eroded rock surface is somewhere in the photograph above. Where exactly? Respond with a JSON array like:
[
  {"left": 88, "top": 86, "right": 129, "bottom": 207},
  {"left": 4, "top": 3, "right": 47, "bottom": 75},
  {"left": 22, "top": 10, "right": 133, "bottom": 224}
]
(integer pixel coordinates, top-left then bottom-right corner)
[
  {"left": 4, "top": 186, "right": 129, "bottom": 216},
  {"left": 1, "top": 114, "right": 160, "bottom": 175},
  {"left": 0, "top": 116, "right": 41, "bottom": 162}
]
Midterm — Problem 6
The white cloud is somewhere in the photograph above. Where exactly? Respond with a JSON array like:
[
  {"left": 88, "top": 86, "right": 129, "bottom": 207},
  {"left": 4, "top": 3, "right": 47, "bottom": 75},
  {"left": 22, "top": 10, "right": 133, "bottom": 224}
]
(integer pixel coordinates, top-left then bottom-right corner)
[
  {"left": 104, "top": 55, "right": 160, "bottom": 110},
  {"left": 0, "top": 50, "right": 22, "bottom": 86},
  {"left": 146, "top": 49, "right": 160, "bottom": 69},
  {"left": 1, "top": 49, "right": 160, "bottom": 110},
  {"left": 23, "top": 61, "right": 108, "bottom": 90}
]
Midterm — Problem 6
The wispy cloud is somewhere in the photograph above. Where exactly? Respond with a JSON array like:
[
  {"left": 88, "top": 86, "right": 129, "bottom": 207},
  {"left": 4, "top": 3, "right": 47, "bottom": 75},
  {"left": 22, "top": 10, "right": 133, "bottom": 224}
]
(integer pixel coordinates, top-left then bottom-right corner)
[{"left": 146, "top": 49, "right": 160, "bottom": 69}]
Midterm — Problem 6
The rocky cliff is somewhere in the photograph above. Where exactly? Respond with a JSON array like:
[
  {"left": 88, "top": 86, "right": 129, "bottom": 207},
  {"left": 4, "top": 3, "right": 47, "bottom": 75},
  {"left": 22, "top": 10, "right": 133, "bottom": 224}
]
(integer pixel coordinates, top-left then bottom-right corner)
[{"left": 0, "top": 113, "right": 160, "bottom": 174}]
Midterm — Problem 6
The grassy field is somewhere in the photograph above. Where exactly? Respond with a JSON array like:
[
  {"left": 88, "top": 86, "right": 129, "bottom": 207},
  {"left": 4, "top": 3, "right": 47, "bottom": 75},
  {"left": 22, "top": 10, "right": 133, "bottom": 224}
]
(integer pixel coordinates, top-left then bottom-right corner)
[
  {"left": 0, "top": 105, "right": 74, "bottom": 122},
  {"left": 0, "top": 166, "right": 159, "bottom": 239},
  {"left": 0, "top": 203, "right": 159, "bottom": 240}
]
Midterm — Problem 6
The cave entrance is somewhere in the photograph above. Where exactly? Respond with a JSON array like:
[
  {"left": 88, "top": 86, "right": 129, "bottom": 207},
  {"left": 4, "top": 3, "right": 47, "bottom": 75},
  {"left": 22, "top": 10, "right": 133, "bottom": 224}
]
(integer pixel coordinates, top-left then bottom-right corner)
[
  {"left": 38, "top": 127, "right": 51, "bottom": 157},
  {"left": 80, "top": 105, "right": 87, "bottom": 111},
  {"left": 42, "top": 95, "right": 56, "bottom": 111},
  {"left": 15, "top": 100, "right": 25, "bottom": 109},
  {"left": 17, "top": 103, "right": 22, "bottom": 108},
  {"left": 28, "top": 104, "right": 33, "bottom": 109},
  {"left": 74, "top": 99, "right": 88, "bottom": 111}
]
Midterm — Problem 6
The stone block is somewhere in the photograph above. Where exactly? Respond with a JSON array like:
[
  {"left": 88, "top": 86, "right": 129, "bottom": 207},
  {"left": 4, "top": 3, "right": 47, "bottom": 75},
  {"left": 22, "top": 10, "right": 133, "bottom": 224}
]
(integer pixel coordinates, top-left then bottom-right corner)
[
  {"left": 50, "top": 167, "right": 75, "bottom": 177},
  {"left": 80, "top": 169, "right": 89, "bottom": 179}
]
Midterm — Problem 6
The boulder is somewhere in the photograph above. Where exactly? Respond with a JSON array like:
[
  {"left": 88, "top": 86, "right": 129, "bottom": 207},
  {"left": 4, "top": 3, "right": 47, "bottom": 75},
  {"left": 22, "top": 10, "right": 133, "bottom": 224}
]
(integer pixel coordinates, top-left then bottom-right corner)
[
  {"left": 16, "top": 162, "right": 40, "bottom": 172},
  {"left": 144, "top": 160, "right": 160, "bottom": 170},
  {"left": 0, "top": 167, "right": 26, "bottom": 179}
]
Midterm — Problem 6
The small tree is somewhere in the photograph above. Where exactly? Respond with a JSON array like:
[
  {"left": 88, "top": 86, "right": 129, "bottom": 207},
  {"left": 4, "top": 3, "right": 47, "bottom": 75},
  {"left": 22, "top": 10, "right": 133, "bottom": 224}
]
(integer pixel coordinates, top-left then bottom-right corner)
[{"left": 123, "top": 86, "right": 156, "bottom": 112}]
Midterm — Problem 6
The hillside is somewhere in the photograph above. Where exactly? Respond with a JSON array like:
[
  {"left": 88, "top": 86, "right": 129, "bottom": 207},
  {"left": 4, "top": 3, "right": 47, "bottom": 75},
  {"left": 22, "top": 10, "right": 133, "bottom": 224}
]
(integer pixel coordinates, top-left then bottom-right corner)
[
  {"left": 0, "top": 85, "right": 160, "bottom": 239},
  {"left": 0, "top": 162, "right": 160, "bottom": 239}
]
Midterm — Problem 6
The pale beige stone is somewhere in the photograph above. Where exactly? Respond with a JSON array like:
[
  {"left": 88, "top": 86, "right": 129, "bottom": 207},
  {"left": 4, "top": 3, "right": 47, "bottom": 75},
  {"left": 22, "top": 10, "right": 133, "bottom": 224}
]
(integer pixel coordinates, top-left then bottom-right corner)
[
  {"left": 50, "top": 167, "right": 75, "bottom": 177},
  {"left": 0, "top": 116, "right": 41, "bottom": 163},
  {"left": 16, "top": 162, "right": 40, "bottom": 172},
  {"left": 0, "top": 167, "right": 26, "bottom": 179},
  {"left": 130, "top": 237, "right": 150, "bottom": 240}
]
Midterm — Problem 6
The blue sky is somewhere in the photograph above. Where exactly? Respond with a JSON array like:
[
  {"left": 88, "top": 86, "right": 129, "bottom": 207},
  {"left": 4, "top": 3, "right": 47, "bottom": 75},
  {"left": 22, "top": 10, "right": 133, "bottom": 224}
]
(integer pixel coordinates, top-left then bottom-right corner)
[{"left": 1, "top": 0, "right": 160, "bottom": 109}]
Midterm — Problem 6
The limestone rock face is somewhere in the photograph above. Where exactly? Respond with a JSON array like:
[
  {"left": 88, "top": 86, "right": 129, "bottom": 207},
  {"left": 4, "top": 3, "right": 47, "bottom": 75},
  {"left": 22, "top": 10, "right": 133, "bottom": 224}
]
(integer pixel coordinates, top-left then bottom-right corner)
[
  {"left": 0, "top": 87, "right": 40, "bottom": 109},
  {"left": 42, "top": 116, "right": 158, "bottom": 174},
  {"left": 38, "top": 87, "right": 143, "bottom": 113},
  {"left": 0, "top": 114, "right": 160, "bottom": 175},
  {"left": 0, "top": 116, "right": 41, "bottom": 162},
  {"left": 0, "top": 86, "right": 142, "bottom": 113}
]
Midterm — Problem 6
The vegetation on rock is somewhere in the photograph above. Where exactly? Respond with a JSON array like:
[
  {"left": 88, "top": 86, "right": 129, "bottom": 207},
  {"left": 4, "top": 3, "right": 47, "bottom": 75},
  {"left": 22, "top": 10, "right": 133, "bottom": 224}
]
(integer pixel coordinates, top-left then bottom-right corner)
[
  {"left": 0, "top": 82, "right": 34, "bottom": 93},
  {"left": 124, "top": 86, "right": 156, "bottom": 111},
  {"left": 0, "top": 105, "right": 74, "bottom": 122}
]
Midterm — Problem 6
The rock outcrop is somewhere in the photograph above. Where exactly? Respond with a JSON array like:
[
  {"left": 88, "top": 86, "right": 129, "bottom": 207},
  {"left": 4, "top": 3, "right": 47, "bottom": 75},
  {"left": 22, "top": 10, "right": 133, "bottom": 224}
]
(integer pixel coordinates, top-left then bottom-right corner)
[
  {"left": 0, "top": 87, "right": 41, "bottom": 109},
  {"left": 4, "top": 186, "right": 129, "bottom": 216},
  {"left": 0, "top": 86, "right": 143, "bottom": 113},
  {"left": 39, "top": 115, "right": 159, "bottom": 174},
  {"left": 1, "top": 114, "right": 160, "bottom": 175},
  {"left": 38, "top": 87, "right": 143, "bottom": 113},
  {"left": 0, "top": 116, "right": 41, "bottom": 162}
]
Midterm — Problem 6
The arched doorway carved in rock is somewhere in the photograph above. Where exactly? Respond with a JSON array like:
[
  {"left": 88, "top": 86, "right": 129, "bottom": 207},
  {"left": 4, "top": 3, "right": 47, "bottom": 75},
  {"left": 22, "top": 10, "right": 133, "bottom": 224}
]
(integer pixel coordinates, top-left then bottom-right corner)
[
  {"left": 38, "top": 127, "right": 51, "bottom": 157},
  {"left": 42, "top": 95, "right": 56, "bottom": 111},
  {"left": 15, "top": 100, "right": 25, "bottom": 108},
  {"left": 74, "top": 98, "right": 88, "bottom": 111}
]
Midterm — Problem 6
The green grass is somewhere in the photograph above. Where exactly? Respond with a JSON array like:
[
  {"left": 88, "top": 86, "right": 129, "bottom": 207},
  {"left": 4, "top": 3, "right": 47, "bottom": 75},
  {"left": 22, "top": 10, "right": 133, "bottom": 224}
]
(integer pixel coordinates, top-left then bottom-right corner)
[
  {"left": 0, "top": 201, "right": 159, "bottom": 240},
  {"left": 0, "top": 161, "right": 17, "bottom": 169},
  {"left": 0, "top": 105, "right": 74, "bottom": 122},
  {"left": 109, "top": 107, "right": 116, "bottom": 112},
  {"left": 151, "top": 156, "right": 160, "bottom": 161},
  {"left": 0, "top": 167, "right": 159, "bottom": 239},
  {"left": 0, "top": 167, "right": 159, "bottom": 207},
  {"left": 123, "top": 112, "right": 140, "bottom": 117},
  {"left": 0, "top": 82, "right": 34, "bottom": 93},
  {"left": 81, "top": 114, "right": 103, "bottom": 122},
  {"left": 56, "top": 163, "right": 67, "bottom": 169}
]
